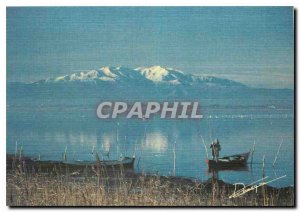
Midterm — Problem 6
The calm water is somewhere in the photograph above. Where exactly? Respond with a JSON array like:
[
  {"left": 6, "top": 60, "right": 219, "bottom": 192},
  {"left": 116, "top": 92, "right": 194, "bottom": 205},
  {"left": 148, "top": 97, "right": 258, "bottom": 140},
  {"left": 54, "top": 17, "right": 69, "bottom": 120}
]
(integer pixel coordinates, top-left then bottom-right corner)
[{"left": 7, "top": 104, "right": 294, "bottom": 188}]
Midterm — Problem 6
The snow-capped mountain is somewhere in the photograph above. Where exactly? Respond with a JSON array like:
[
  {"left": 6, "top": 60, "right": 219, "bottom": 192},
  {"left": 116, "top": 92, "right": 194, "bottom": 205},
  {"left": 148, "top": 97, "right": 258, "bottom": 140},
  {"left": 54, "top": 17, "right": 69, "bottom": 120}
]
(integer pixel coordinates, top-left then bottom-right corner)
[
  {"left": 7, "top": 65, "right": 293, "bottom": 108},
  {"left": 36, "top": 66, "right": 245, "bottom": 88}
]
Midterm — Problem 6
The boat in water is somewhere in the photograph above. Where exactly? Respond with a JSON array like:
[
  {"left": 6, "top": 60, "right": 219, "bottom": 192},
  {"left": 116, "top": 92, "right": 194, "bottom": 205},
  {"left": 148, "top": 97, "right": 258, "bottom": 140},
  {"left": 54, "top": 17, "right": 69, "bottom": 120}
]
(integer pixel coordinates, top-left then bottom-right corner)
[
  {"left": 7, "top": 154, "right": 135, "bottom": 172},
  {"left": 206, "top": 151, "right": 250, "bottom": 169},
  {"left": 66, "top": 157, "right": 135, "bottom": 169}
]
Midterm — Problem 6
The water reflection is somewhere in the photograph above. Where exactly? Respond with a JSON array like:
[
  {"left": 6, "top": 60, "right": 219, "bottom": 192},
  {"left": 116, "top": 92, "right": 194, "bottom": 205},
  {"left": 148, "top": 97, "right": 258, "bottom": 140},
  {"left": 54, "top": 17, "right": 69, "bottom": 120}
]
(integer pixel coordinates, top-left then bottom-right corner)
[
  {"left": 142, "top": 132, "right": 168, "bottom": 153},
  {"left": 7, "top": 108, "right": 294, "bottom": 187},
  {"left": 101, "top": 134, "right": 113, "bottom": 152}
]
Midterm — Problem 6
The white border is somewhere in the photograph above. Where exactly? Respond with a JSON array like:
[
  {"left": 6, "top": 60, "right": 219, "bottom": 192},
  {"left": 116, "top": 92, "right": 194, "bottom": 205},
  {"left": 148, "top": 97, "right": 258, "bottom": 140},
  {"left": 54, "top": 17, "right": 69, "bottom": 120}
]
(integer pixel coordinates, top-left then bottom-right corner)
[{"left": 1, "top": 0, "right": 296, "bottom": 7}]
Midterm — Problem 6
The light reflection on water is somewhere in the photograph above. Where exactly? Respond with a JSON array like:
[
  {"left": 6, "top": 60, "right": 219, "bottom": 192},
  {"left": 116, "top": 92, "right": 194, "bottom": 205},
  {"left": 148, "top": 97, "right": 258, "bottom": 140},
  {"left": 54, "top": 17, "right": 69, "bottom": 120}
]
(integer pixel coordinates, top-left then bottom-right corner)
[
  {"left": 142, "top": 132, "right": 168, "bottom": 153},
  {"left": 7, "top": 108, "right": 294, "bottom": 188}
]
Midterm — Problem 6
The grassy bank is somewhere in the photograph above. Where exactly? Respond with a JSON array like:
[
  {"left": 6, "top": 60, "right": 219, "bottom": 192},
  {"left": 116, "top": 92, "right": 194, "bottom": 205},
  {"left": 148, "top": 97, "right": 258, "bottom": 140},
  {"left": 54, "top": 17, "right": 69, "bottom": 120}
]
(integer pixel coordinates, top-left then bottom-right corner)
[{"left": 7, "top": 169, "right": 294, "bottom": 206}]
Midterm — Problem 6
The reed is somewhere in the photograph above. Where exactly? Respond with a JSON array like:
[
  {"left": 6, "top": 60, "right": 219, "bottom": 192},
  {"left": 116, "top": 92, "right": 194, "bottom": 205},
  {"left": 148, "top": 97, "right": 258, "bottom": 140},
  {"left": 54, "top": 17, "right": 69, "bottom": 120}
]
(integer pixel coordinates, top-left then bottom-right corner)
[
  {"left": 6, "top": 154, "right": 294, "bottom": 206},
  {"left": 63, "top": 146, "right": 67, "bottom": 162},
  {"left": 273, "top": 139, "right": 283, "bottom": 167},
  {"left": 173, "top": 141, "right": 176, "bottom": 176},
  {"left": 201, "top": 136, "right": 209, "bottom": 159},
  {"left": 262, "top": 155, "right": 267, "bottom": 206}
]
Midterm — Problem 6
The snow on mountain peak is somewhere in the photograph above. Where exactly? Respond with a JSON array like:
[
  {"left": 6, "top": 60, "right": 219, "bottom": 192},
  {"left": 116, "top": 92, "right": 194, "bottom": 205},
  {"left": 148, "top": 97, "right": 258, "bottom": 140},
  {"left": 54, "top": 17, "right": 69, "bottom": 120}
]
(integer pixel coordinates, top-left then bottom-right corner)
[
  {"left": 135, "top": 66, "right": 182, "bottom": 83},
  {"left": 100, "top": 67, "right": 117, "bottom": 78},
  {"left": 38, "top": 66, "right": 245, "bottom": 88},
  {"left": 134, "top": 66, "right": 169, "bottom": 82}
]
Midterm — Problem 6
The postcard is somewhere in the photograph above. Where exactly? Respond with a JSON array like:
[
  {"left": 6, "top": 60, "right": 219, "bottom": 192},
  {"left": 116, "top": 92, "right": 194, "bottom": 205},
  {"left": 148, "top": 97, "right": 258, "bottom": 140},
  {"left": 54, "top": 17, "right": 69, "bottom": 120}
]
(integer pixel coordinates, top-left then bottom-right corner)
[{"left": 6, "top": 6, "right": 294, "bottom": 207}]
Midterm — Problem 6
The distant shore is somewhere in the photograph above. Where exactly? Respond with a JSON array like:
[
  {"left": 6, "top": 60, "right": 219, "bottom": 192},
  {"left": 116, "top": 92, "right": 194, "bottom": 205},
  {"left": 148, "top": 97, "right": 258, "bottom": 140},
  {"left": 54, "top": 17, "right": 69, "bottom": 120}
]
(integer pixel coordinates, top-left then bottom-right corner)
[{"left": 6, "top": 155, "right": 294, "bottom": 206}]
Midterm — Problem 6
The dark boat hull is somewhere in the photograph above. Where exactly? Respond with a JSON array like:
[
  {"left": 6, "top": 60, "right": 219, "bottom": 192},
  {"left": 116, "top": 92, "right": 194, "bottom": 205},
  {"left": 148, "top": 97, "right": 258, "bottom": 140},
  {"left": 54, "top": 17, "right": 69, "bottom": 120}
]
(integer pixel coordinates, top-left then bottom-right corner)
[
  {"left": 206, "top": 152, "right": 250, "bottom": 169},
  {"left": 7, "top": 155, "right": 135, "bottom": 173},
  {"left": 63, "top": 157, "right": 135, "bottom": 170}
]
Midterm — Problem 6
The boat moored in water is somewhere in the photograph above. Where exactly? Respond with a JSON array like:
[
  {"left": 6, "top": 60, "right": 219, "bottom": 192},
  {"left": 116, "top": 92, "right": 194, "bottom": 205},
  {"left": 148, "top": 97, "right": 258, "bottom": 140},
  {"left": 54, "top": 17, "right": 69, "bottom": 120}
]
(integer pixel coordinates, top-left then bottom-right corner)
[
  {"left": 206, "top": 151, "right": 250, "bottom": 169},
  {"left": 7, "top": 154, "right": 135, "bottom": 172}
]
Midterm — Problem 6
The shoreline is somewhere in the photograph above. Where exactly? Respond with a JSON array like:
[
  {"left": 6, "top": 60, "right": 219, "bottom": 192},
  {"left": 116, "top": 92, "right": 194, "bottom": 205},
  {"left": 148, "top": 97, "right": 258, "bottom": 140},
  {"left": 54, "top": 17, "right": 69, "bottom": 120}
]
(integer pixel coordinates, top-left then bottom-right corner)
[{"left": 6, "top": 155, "right": 294, "bottom": 206}]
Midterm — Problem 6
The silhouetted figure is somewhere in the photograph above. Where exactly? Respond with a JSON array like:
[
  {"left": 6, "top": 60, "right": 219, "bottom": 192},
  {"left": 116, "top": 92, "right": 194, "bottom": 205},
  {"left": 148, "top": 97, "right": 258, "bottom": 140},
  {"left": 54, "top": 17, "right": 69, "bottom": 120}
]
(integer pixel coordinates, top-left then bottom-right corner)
[{"left": 210, "top": 139, "right": 221, "bottom": 161}]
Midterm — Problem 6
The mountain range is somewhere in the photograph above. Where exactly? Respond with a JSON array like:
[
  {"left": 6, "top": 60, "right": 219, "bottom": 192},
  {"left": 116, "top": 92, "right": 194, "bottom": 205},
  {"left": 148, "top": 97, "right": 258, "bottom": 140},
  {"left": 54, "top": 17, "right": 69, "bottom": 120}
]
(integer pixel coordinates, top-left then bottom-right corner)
[
  {"left": 33, "top": 66, "right": 245, "bottom": 88},
  {"left": 7, "top": 66, "right": 293, "bottom": 108}
]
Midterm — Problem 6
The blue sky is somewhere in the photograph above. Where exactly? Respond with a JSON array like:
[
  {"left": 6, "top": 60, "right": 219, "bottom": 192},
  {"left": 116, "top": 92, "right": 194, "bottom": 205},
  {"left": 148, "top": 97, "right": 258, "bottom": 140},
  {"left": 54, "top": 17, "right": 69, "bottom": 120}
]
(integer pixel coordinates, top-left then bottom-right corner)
[{"left": 7, "top": 7, "right": 294, "bottom": 88}]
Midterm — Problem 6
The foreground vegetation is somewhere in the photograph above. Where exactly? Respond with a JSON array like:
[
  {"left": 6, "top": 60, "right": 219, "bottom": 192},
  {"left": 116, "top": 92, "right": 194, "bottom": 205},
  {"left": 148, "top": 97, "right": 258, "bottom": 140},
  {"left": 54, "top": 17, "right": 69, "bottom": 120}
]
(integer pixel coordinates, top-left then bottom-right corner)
[
  {"left": 7, "top": 172, "right": 294, "bottom": 206},
  {"left": 6, "top": 156, "right": 294, "bottom": 206}
]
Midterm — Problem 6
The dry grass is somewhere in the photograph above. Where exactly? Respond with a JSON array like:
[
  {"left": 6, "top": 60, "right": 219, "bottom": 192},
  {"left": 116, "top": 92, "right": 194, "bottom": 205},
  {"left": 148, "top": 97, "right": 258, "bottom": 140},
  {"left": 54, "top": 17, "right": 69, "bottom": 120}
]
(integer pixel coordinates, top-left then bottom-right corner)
[{"left": 6, "top": 165, "right": 294, "bottom": 207}]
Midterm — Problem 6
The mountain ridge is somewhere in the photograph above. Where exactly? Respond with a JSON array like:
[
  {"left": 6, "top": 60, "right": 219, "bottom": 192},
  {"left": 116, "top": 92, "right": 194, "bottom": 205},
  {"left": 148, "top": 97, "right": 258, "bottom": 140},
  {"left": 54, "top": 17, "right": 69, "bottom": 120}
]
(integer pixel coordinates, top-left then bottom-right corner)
[
  {"left": 30, "top": 66, "right": 246, "bottom": 88},
  {"left": 7, "top": 66, "right": 293, "bottom": 108}
]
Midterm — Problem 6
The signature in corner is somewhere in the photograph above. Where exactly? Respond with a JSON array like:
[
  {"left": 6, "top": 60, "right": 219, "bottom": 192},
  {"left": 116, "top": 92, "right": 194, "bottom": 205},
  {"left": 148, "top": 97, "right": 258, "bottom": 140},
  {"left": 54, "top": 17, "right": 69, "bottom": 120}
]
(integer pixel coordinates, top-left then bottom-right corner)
[{"left": 229, "top": 175, "right": 286, "bottom": 199}]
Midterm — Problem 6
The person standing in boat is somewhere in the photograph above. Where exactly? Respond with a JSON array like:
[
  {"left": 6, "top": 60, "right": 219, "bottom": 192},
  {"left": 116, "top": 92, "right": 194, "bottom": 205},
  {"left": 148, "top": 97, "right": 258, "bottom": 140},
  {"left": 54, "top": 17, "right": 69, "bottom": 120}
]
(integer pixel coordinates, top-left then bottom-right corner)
[
  {"left": 210, "top": 139, "right": 221, "bottom": 161},
  {"left": 210, "top": 141, "right": 216, "bottom": 160}
]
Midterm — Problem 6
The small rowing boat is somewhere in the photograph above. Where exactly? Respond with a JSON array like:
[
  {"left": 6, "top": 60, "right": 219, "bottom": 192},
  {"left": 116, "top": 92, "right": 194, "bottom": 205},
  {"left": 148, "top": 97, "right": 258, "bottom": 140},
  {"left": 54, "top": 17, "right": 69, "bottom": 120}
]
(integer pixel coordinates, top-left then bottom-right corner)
[
  {"left": 206, "top": 151, "right": 250, "bottom": 169},
  {"left": 7, "top": 154, "right": 135, "bottom": 172}
]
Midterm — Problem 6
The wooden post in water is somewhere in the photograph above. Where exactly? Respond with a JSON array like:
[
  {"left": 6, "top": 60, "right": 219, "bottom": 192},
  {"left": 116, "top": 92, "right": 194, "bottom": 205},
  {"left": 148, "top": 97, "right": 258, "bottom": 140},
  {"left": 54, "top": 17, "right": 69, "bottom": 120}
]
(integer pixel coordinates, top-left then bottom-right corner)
[
  {"left": 63, "top": 146, "right": 67, "bottom": 162},
  {"left": 262, "top": 155, "right": 267, "bottom": 205},
  {"left": 201, "top": 136, "right": 209, "bottom": 159},
  {"left": 19, "top": 146, "right": 23, "bottom": 161},
  {"left": 116, "top": 122, "right": 119, "bottom": 157},
  {"left": 262, "top": 155, "right": 265, "bottom": 179},
  {"left": 273, "top": 138, "right": 283, "bottom": 167},
  {"left": 72, "top": 151, "right": 76, "bottom": 161},
  {"left": 173, "top": 140, "right": 176, "bottom": 176},
  {"left": 251, "top": 140, "right": 256, "bottom": 165},
  {"left": 124, "top": 135, "right": 128, "bottom": 156},
  {"left": 15, "top": 141, "right": 18, "bottom": 157},
  {"left": 133, "top": 139, "right": 137, "bottom": 158}
]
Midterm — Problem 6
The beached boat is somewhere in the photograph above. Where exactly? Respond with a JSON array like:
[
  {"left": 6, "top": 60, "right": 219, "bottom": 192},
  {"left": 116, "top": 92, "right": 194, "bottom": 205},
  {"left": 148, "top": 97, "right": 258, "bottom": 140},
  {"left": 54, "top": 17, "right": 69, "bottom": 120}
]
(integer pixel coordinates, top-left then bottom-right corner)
[
  {"left": 7, "top": 154, "right": 135, "bottom": 172},
  {"left": 65, "top": 157, "right": 135, "bottom": 169},
  {"left": 206, "top": 151, "right": 250, "bottom": 169}
]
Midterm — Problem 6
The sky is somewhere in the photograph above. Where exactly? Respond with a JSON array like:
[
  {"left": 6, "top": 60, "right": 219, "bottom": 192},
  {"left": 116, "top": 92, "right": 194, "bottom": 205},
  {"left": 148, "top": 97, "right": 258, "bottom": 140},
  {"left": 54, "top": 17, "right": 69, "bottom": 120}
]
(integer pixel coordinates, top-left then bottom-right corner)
[{"left": 7, "top": 7, "right": 294, "bottom": 88}]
